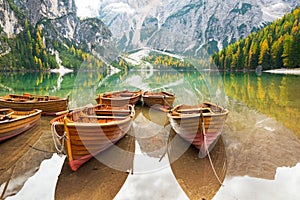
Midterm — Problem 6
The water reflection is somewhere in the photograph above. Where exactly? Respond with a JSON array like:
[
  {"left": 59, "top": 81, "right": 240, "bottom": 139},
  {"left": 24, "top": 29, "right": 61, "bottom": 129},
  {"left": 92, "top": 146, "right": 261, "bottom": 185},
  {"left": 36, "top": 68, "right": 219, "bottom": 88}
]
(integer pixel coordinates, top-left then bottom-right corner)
[
  {"left": 213, "top": 98, "right": 300, "bottom": 200},
  {"left": 168, "top": 132, "right": 226, "bottom": 200},
  {"left": 0, "top": 117, "right": 53, "bottom": 199},
  {"left": 0, "top": 69, "right": 299, "bottom": 199},
  {"left": 0, "top": 72, "right": 72, "bottom": 99},
  {"left": 115, "top": 106, "right": 226, "bottom": 199},
  {"left": 223, "top": 98, "right": 300, "bottom": 178},
  {"left": 114, "top": 142, "right": 189, "bottom": 200},
  {"left": 96, "top": 70, "right": 228, "bottom": 109},
  {"left": 54, "top": 135, "right": 135, "bottom": 200},
  {"left": 213, "top": 163, "right": 300, "bottom": 200},
  {"left": 223, "top": 72, "right": 300, "bottom": 138}
]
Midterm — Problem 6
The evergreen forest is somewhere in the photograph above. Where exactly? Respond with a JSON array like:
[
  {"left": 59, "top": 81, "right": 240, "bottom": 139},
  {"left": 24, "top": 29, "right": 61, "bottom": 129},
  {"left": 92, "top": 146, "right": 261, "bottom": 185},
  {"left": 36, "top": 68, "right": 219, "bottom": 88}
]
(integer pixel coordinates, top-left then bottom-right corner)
[{"left": 211, "top": 7, "right": 300, "bottom": 70}]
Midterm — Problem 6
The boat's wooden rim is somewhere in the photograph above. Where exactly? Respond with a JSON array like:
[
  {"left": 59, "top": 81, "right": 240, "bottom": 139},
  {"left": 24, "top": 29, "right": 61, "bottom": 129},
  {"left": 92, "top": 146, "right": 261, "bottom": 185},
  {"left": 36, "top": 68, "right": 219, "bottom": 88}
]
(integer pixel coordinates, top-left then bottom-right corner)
[
  {"left": 102, "top": 89, "right": 142, "bottom": 97},
  {"left": 168, "top": 103, "right": 229, "bottom": 119},
  {"left": 79, "top": 115, "right": 128, "bottom": 119},
  {"left": 55, "top": 104, "right": 132, "bottom": 116},
  {"left": 100, "top": 96, "right": 136, "bottom": 100},
  {"left": 1, "top": 93, "right": 68, "bottom": 99},
  {"left": 168, "top": 112, "right": 229, "bottom": 119},
  {"left": 142, "top": 91, "right": 175, "bottom": 98},
  {"left": 50, "top": 104, "right": 135, "bottom": 127},
  {"left": 0, "top": 97, "right": 68, "bottom": 103},
  {"left": 52, "top": 115, "right": 132, "bottom": 127}
]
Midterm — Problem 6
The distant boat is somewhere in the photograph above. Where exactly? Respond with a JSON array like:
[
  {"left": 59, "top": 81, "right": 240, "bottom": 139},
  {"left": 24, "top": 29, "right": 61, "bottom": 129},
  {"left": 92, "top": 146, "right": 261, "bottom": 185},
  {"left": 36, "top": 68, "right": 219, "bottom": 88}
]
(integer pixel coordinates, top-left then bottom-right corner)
[
  {"left": 0, "top": 108, "right": 42, "bottom": 142},
  {"left": 142, "top": 91, "right": 175, "bottom": 111},
  {"left": 168, "top": 102, "right": 229, "bottom": 157},
  {"left": 0, "top": 93, "right": 69, "bottom": 115},
  {"left": 50, "top": 104, "right": 135, "bottom": 171},
  {"left": 95, "top": 90, "right": 142, "bottom": 106}
]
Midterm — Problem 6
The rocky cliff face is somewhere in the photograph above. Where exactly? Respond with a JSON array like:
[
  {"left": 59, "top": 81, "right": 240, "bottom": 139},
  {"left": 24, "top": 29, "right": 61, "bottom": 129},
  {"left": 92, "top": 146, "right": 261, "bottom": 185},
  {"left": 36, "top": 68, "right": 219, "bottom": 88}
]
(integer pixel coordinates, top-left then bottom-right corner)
[
  {"left": 0, "top": 0, "right": 114, "bottom": 61},
  {"left": 98, "top": 0, "right": 299, "bottom": 56},
  {"left": 0, "top": 0, "right": 22, "bottom": 37}
]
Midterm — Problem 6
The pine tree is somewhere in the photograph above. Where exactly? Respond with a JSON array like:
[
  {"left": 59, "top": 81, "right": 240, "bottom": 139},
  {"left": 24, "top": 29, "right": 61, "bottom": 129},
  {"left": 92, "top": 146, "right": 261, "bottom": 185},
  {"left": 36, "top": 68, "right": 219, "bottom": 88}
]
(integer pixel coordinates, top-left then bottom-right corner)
[
  {"left": 289, "top": 31, "right": 300, "bottom": 67},
  {"left": 258, "top": 38, "right": 270, "bottom": 69},
  {"left": 270, "top": 36, "right": 284, "bottom": 68},
  {"left": 282, "top": 34, "right": 293, "bottom": 67}
]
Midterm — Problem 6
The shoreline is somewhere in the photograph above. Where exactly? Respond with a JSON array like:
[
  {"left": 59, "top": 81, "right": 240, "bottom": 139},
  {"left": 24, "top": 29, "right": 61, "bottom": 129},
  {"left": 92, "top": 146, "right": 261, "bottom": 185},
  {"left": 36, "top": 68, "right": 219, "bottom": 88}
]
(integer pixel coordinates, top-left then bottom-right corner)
[{"left": 264, "top": 68, "right": 300, "bottom": 75}]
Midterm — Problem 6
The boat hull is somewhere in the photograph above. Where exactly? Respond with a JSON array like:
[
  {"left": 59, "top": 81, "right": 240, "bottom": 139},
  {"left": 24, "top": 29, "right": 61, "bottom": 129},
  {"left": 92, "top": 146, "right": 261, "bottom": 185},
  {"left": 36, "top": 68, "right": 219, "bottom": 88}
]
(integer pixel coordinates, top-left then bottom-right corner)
[
  {"left": 0, "top": 109, "right": 42, "bottom": 142},
  {"left": 168, "top": 102, "right": 229, "bottom": 157},
  {"left": 0, "top": 94, "right": 68, "bottom": 115}
]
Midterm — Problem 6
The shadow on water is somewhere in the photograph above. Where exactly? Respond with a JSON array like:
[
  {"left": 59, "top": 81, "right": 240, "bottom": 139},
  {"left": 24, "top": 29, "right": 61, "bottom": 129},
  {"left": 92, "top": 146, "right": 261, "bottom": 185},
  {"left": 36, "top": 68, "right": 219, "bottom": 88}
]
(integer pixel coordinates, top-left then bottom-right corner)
[
  {"left": 129, "top": 105, "right": 226, "bottom": 199},
  {"left": 54, "top": 134, "right": 135, "bottom": 200},
  {"left": 0, "top": 116, "right": 54, "bottom": 199},
  {"left": 135, "top": 106, "right": 170, "bottom": 159},
  {"left": 168, "top": 130, "right": 226, "bottom": 200}
]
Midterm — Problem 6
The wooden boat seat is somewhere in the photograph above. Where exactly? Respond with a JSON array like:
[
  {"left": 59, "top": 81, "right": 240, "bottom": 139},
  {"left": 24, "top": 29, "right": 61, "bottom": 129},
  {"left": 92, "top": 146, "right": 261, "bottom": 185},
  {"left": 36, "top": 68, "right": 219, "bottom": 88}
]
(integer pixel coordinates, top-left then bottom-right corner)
[
  {"left": 79, "top": 115, "right": 127, "bottom": 119},
  {"left": 144, "top": 94, "right": 169, "bottom": 98},
  {"left": 120, "top": 93, "right": 134, "bottom": 97},
  {"left": 0, "top": 109, "right": 14, "bottom": 120},
  {"left": 16, "top": 99, "right": 26, "bottom": 102},
  {"left": 2, "top": 98, "right": 14, "bottom": 102},
  {"left": 0, "top": 108, "right": 14, "bottom": 115},
  {"left": 177, "top": 107, "right": 213, "bottom": 114},
  {"left": 0, "top": 115, "right": 13, "bottom": 121}
]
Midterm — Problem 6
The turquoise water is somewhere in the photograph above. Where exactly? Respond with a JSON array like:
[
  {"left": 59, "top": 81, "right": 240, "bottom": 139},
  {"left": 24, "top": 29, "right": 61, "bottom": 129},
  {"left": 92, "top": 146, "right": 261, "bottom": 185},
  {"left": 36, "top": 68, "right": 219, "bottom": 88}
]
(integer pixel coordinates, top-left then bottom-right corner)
[{"left": 0, "top": 69, "right": 299, "bottom": 138}]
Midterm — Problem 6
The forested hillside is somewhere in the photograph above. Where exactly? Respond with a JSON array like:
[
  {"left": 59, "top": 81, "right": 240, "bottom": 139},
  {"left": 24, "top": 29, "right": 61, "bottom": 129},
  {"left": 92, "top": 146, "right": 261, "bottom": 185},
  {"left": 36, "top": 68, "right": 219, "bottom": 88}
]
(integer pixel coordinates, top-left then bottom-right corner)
[
  {"left": 211, "top": 7, "right": 300, "bottom": 70},
  {"left": 0, "top": 20, "right": 103, "bottom": 71},
  {"left": 0, "top": 0, "right": 112, "bottom": 71}
]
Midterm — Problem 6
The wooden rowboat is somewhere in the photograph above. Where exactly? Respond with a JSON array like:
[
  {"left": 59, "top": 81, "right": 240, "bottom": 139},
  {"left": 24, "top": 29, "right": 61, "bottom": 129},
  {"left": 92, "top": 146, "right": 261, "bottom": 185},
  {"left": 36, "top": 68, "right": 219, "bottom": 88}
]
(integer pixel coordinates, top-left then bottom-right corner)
[
  {"left": 50, "top": 104, "right": 135, "bottom": 171},
  {"left": 0, "top": 108, "right": 42, "bottom": 142},
  {"left": 142, "top": 91, "right": 175, "bottom": 111},
  {"left": 168, "top": 102, "right": 229, "bottom": 157},
  {"left": 95, "top": 90, "right": 142, "bottom": 106},
  {"left": 0, "top": 93, "right": 69, "bottom": 115}
]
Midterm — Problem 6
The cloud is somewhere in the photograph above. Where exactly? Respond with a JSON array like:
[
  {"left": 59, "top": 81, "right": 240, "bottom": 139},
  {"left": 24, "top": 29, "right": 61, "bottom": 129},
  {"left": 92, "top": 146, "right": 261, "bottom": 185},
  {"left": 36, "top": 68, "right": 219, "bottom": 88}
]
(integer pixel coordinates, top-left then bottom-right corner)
[
  {"left": 6, "top": 154, "right": 66, "bottom": 200},
  {"left": 213, "top": 163, "right": 300, "bottom": 200},
  {"left": 114, "top": 142, "right": 188, "bottom": 200}
]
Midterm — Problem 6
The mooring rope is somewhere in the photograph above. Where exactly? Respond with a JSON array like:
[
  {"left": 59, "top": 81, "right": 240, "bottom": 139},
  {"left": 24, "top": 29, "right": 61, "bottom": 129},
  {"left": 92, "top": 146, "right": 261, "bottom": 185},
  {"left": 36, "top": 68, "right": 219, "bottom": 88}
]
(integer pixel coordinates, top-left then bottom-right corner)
[
  {"left": 128, "top": 128, "right": 135, "bottom": 175},
  {"left": 162, "top": 95, "right": 173, "bottom": 110},
  {"left": 0, "top": 165, "right": 16, "bottom": 199},
  {"left": 51, "top": 122, "right": 67, "bottom": 155},
  {"left": 200, "top": 111, "right": 224, "bottom": 186},
  {"left": 29, "top": 145, "right": 55, "bottom": 154}
]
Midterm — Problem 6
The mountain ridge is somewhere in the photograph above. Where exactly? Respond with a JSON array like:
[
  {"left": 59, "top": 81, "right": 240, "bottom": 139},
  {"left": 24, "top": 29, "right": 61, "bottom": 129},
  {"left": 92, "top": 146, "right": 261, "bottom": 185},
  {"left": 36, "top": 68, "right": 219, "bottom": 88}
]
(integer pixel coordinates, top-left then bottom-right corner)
[{"left": 97, "top": 0, "right": 299, "bottom": 56}]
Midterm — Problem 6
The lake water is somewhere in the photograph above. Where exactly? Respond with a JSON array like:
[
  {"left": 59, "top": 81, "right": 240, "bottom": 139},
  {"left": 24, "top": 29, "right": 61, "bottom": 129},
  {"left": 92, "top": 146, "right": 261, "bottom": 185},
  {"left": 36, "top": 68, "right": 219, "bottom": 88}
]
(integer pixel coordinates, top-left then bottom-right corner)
[{"left": 0, "top": 69, "right": 300, "bottom": 199}]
